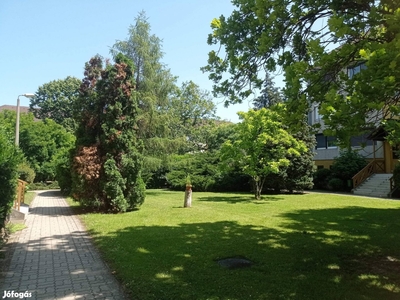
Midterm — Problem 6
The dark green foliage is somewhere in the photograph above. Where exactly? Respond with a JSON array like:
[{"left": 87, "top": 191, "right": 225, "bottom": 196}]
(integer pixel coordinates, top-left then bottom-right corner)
[
  {"left": 29, "top": 76, "right": 81, "bottom": 132},
  {"left": 216, "top": 166, "right": 251, "bottom": 193},
  {"left": 165, "top": 170, "right": 188, "bottom": 191},
  {"left": 143, "top": 164, "right": 168, "bottom": 189},
  {"left": 253, "top": 73, "right": 284, "bottom": 110},
  {"left": 313, "top": 168, "right": 332, "bottom": 190},
  {"left": 71, "top": 54, "right": 145, "bottom": 212},
  {"left": 284, "top": 124, "right": 315, "bottom": 192},
  {"left": 392, "top": 163, "right": 400, "bottom": 188},
  {"left": 145, "top": 121, "right": 237, "bottom": 190},
  {"left": 17, "top": 162, "right": 36, "bottom": 183},
  {"left": 0, "top": 110, "right": 75, "bottom": 182},
  {"left": 263, "top": 121, "right": 315, "bottom": 193},
  {"left": 166, "top": 152, "right": 250, "bottom": 192},
  {"left": 55, "top": 149, "right": 73, "bottom": 195},
  {"left": 328, "top": 178, "right": 345, "bottom": 191},
  {"left": 330, "top": 151, "right": 368, "bottom": 188},
  {"left": 166, "top": 154, "right": 200, "bottom": 191},
  {"left": 0, "top": 126, "right": 23, "bottom": 230},
  {"left": 28, "top": 181, "right": 60, "bottom": 190}
]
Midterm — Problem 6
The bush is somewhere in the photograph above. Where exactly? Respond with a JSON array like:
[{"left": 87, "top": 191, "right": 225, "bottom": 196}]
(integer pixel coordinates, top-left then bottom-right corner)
[
  {"left": 17, "top": 162, "right": 36, "bottom": 183},
  {"left": 28, "top": 181, "right": 60, "bottom": 190},
  {"left": 55, "top": 150, "right": 73, "bottom": 195},
  {"left": 165, "top": 152, "right": 251, "bottom": 192},
  {"left": 393, "top": 163, "right": 400, "bottom": 188},
  {"left": 330, "top": 150, "right": 368, "bottom": 185},
  {"left": 165, "top": 153, "right": 218, "bottom": 192},
  {"left": 328, "top": 177, "right": 344, "bottom": 191},
  {"left": 313, "top": 168, "right": 332, "bottom": 190},
  {"left": 0, "top": 127, "right": 23, "bottom": 231}
]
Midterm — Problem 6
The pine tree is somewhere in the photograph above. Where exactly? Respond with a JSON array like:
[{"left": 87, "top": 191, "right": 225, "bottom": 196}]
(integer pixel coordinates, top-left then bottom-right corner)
[{"left": 253, "top": 74, "right": 284, "bottom": 110}]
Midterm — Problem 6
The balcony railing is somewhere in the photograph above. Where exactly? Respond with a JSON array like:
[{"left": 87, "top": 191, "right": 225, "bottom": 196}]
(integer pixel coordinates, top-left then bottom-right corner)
[{"left": 352, "top": 159, "right": 385, "bottom": 190}]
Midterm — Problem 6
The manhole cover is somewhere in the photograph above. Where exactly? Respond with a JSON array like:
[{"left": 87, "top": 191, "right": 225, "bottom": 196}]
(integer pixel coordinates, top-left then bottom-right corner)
[{"left": 217, "top": 257, "right": 253, "bottom": 269}]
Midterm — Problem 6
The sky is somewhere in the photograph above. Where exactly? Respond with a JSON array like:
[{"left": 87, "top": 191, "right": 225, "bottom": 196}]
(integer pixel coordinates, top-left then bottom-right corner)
[{"left": 0, "top": 0, "right": 257, "bottom": 123}]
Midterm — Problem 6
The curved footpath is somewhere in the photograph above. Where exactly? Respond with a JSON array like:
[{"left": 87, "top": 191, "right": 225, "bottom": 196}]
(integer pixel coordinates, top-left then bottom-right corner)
[{"left": 0, "top": 191, "right": 127, "bottom": 300}]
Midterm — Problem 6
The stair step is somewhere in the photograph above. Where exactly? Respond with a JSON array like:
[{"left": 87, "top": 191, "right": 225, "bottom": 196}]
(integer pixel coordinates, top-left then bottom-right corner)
[{"left": 353, "top": 173, "right": 392, "bottom": 198}]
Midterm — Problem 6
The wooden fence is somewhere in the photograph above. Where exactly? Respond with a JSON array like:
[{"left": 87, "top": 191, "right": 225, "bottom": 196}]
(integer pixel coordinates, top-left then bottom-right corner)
[
  {"left": 352, "top": 159, "right": 385, "bottom": 190},
  {"left": 14, "top": 179, "right": 28, "bottom": 211}
]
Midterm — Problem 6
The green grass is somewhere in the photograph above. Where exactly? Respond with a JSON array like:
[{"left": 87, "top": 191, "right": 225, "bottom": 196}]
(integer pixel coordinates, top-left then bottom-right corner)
[
  {"left": 6, "top": 223, "right": 26, "bottom": 234},
  {"left": 72, "top": 190, "right": 400, "bottom": 300},
  {"left": 23, "top": 191, "right": 36, "bottom": 206}
]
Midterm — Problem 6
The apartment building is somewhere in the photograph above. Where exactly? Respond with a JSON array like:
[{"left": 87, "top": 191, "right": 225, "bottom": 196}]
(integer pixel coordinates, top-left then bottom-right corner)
[{"left": 309, "top": 62, "right": 396, "bottom": 174}]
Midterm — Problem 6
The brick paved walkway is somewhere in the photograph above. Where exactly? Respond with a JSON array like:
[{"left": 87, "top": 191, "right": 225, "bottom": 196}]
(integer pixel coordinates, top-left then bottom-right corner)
[{"left": 0, "top": 191, "right": 127, "bottom": 300}]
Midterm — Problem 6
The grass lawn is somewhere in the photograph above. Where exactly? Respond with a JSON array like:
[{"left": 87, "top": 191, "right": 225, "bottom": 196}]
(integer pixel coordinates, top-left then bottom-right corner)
[
  {"left": 71, "top": 190, "right": 400, "bottom": 300},
  {"left": 23, "top": 191, "right": 36, "bottom": 206}
]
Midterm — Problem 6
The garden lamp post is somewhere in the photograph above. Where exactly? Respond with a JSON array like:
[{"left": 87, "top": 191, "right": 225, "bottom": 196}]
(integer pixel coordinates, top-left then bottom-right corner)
[{"left": 16, "top": 93, "right": 34, "bottom": 146}]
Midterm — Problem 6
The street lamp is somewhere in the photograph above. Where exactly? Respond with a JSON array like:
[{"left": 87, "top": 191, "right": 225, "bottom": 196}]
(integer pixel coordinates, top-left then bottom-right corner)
[{"left": 15, "top": 93, "right": 34, "bottom": 146}]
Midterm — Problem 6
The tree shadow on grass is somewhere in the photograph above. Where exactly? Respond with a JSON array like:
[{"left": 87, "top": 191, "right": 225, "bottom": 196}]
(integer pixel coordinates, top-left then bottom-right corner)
[{"left": 88, "top": 206, "right": 400, "bottom": 300}]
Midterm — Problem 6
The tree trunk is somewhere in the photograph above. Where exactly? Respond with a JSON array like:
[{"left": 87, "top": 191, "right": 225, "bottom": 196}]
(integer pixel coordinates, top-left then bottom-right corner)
[
  {"left": 253, "top": 177, "right": 265, "bottom": 200},
  {"left": 184, "top": 185, "right": 192, "bottom": 207},
  {"left": 254, "top": 182, "right": 262, "bottom": 200}
]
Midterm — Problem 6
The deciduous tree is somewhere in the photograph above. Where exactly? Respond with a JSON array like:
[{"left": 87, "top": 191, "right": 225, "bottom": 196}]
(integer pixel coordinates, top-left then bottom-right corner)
[
  {"left": 203, "top": 0, "right": 400, "bottom": 146},
  {"left": 220, "top": 106, "right": 307, "bottom": 199},
  {"left": 111, "top": 11, "right": 177, "bottom": 142},
  {"left": 0, "top": 110, "right": 75, "bottom": 182},
  {"left": 29, "top": 76, "right": 81, "bottom": 132}
]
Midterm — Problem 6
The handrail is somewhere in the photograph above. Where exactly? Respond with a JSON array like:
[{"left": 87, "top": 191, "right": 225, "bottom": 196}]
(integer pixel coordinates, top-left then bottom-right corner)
[
  {"left": 352, "top": 159, "right": 385, "bottom": 190},
  {"left": 388, "top": 176, "right": 397, "bottom": 197},
  {"left": 14, "top": 179, "right": 28, "bottom": 211}
]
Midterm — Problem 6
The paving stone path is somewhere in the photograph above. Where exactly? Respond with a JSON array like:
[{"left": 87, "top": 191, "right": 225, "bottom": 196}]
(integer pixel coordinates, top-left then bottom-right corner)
[{"left": 0, "top": 191, "right": 127, "bottom": 300}]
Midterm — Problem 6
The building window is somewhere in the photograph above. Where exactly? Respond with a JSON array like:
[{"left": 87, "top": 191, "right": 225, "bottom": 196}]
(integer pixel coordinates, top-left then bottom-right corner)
[
  {"left": 315, "top": 134, "right": 337, "bottom": 149},
  {"left": 327, "top": 136, "right": 337, "bottom": 148},
  {"left": 347, "top": 62, "right": 367, "bottom": 79},
  {"left": 350, "top": 134, "right": 374, "bottom": 147},
  {"left": 314, "top": 106, "right": 321, "bottom": 122},
  {"left": 316, "top": 134, "right": 326, "bottom": 149}
]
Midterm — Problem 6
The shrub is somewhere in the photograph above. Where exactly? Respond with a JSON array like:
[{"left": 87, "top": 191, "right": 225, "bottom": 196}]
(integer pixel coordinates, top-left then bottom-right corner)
[
  {"left": 0, "top": 127, "right": 23, "bottom": 231},
  {"left": 393, "top": 163, "right": 400, "bottom": 188},
  {"left": 55, "top": 150, "right": 73, "bottom": 195},
  {"left": 313, "top": 168, "right": 332, "bottom": 190},
  {"left": 328, "top": 177, "right": 344, "bottom": 191},
  {"left": 330, "top": 150, "right": 368, "bottom": 185},
  {"left": 28, "top": 181, "right": 60, "bottom": 190},
  {"left": 165, "top": 169, "right": 186, "bottom": 191},
  {"left": 17, "top": 162, "right": 36, "bottom": 183}
]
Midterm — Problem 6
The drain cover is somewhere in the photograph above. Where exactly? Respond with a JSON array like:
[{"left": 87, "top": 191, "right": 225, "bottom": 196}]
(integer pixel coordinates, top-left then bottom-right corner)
[{"left": 217, "top": 257, "right": 253, "bottom": 269}]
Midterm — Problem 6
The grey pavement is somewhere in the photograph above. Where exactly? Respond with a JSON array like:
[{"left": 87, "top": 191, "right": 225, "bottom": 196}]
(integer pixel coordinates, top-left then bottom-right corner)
[{"left": 0, "top": 191, "right": 127, "bottom": 300}]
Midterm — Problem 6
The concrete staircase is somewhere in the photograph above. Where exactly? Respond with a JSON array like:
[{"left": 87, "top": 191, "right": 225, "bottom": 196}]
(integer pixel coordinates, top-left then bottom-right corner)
[{"left": 353, "top": 173, "right": 393, "bottom": 198}]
